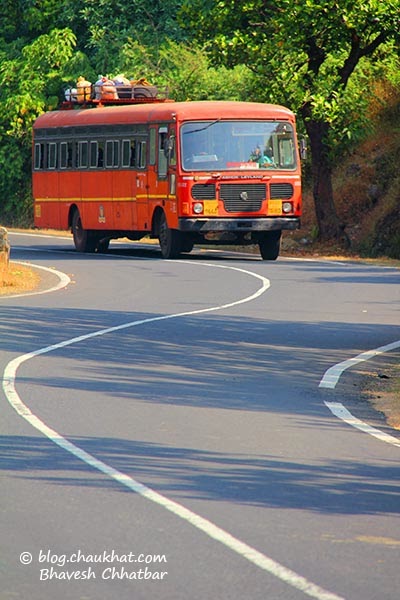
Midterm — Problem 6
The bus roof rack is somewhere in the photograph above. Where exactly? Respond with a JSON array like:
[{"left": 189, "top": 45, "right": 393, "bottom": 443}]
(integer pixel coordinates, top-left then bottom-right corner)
[{"left": 61, "top": 82, "right": 172, "bottom": 109}]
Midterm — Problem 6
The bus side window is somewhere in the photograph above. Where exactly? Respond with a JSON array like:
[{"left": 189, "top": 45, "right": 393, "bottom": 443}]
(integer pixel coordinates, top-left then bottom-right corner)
[
  {"left": 158, "top": 127, "right": 168, "bottom": 178},
  {"left": 89, "top": 141, "right": 98, "bottom": 168},
  {"left": 105, "top": 140, "right": 119, "bottom": 168},
  {"left": 106, "top": 140, "right": 119, "bottom": 169},
  {"left": 122, "top": 139, "right": 136, "bottom": 168},
  {"left": 138, "top": 141, "right": 146, "bottom": 169},
  {"left": 67, "top": 142, "right": 74, "bottom": 168},
  {"left": 122, "top": 139, "right": 129, "bottom": 168},
  {"left": 60, "top": 142, "right": 68, "bottom": 169},
  {"left": 48, "top": 142, "right": 57, "bottom": 169},
  {"left": 113, "top": 140, "right": 119, "bottom": 167},
  {"left": 106, "top": 141, "right": 113, "bottom": 168},
  {"left": 78, "top": 141, "right": 88, "bottom": 168},
  {"left": 149, "top": 128, "right": 156, "bottom": 165},
  {"left": 98, "top": 142, "right": 104, "bottom": 167},
  {"left": 130, "top": 141, "right": 136, "bottom": 167},
  {"left": 34, "top": 143, "right": 44, "bottom": 170}
]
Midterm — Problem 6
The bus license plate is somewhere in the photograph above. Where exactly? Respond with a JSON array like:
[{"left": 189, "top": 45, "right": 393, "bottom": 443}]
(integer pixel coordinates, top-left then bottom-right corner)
[
  {"left": 203, "top": 200, "right": 219, "bottom": 216},
  {"left": 268, "top": 199, "right": 282, "bottom": 215}
]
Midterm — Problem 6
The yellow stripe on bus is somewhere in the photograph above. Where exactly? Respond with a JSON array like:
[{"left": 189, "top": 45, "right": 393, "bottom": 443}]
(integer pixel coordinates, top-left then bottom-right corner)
[{"left": 35, "top": 195, "right": 176, "bottom": 202}]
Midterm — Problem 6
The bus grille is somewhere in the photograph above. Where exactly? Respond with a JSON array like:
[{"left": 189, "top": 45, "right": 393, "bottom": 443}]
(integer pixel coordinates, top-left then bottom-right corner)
[
  {"left": 191, "top": 182, "right": 291, "bottom": 213},
  {"left": 191, "top": 183, "right": 216, "bottom": 200},
  {"left": 220, "top": 183, "right": 266, "bottom": 212},
  {"left": 270, "top": 183, "right": 293, "bottom": 199}
]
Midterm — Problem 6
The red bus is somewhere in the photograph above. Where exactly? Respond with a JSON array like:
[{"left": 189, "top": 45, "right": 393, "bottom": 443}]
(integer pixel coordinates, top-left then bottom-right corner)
[{"left": 33, "top": 98, "right": 301, "bottom": 259}]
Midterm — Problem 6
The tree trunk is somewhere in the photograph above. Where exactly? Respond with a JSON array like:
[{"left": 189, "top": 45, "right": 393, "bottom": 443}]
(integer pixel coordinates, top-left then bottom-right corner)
[{"left": 303, "top": 118, "right": 348, "bottom": 244}]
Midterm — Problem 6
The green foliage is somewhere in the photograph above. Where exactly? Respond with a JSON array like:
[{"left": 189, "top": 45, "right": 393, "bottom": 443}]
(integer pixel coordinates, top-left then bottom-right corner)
[
  {"left": 62, "top": 0, "right": 188, "bottom": 75},
  {"left": 1, "top": 29, "right": 77, "bottom": 131},
  {"left": 182, "top": 0, "right": 400, "bottom": 141},
  {"left": 181, "top": 0, "right": 400, "bottom": 240},
  {"left": 118, "top": 39, "right": 253, "bottom": 101},
  {"left": 0, "top": 28, "right": 76, "bottom": 225}
]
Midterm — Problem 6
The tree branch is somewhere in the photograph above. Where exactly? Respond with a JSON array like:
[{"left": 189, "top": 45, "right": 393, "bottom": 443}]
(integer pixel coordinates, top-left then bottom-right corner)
[{"left": 338, "top": 29, "right": 387, "bottom": 89}]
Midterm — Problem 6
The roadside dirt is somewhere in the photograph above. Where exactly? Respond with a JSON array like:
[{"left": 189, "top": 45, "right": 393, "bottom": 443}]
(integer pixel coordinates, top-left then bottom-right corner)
[
  {"left": 360, "top": 367, "right": 400, "bottom": 431},
  {"left": 0, "top": 262, "right": 41, "bottom": 295}
]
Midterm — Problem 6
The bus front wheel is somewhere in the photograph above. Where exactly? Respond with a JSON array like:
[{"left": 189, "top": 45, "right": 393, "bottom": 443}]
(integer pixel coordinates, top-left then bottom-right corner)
[
  {"left": 258, "top": 230, "right": 281, "bottom": 261},
  {"left": 72, "top": 210, "right": 97, "bottom": 253},
  {"left": 158, "top": 212, "right": 182, "bottom": 259}
]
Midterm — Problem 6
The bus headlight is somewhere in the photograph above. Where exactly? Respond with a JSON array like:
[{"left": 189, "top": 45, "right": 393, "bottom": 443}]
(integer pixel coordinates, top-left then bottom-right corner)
[
  {"left": 193, "top": 202, "right": 204, "bottom": 214},
  {"left": 282, "top": 201, "right": 293, "bottom": 213}
]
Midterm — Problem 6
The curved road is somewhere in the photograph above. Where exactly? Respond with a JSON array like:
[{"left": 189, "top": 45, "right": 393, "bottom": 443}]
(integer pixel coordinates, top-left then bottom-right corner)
[{"left": 1, "top": 232, "right": 399, "bottom": 600}]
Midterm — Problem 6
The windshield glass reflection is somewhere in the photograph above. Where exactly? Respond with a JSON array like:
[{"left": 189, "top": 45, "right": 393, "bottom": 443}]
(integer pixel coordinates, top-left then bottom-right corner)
[{"left": 181, "top": 120, "right": 296, "bottom": 171}]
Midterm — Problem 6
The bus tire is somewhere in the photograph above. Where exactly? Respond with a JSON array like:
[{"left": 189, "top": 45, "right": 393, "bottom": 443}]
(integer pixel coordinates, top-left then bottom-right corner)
[
  {"left": 96, "top": 237, "right": 110, "bottom": 253},
  {"left": 258, "top": 230, "right": 281, "bottom": 260},
  {"left": 181, "top": 235, "right": 194, "bottom": 253},
  {"left": 159, "top": 212, "right": 182, "bottom": 259},
  {"left": 72, "top": 209, "right": 97, "bottom": 253}
]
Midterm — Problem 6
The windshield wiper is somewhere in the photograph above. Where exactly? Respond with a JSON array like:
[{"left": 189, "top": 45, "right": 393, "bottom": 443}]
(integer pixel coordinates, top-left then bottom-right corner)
[{"left": 183, "top": 119, "right": 221, "bottom": 135}]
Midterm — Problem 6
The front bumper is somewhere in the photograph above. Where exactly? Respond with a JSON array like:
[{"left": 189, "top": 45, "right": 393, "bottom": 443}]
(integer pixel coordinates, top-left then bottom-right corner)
[{"left": 178, "top": 217, "right": 301, "bottom": 233}]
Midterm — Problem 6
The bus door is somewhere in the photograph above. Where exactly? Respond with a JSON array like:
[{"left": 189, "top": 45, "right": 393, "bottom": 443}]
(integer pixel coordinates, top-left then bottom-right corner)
[
  {"left": 158, "top": 125, "right": 178, "bottom": 228},
  {"left": 135, "top": 136, "right": 149, "bottom": 230}
]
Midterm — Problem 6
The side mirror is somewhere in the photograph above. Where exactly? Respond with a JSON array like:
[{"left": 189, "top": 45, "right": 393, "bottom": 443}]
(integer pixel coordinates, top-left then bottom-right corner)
[{"left": 299, "top": 138, "right": 308, "bottom": 160}]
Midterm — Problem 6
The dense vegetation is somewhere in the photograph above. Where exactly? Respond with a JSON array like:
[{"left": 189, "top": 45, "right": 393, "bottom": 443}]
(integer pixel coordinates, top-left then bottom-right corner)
[{"left": 0, "top": 0, "right": 399, "bottom": 256}]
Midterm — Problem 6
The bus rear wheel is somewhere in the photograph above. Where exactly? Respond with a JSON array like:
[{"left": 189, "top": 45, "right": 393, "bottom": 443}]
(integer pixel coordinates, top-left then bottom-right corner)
[
  {"left": 258, "top": 230, "right": 281, "bottom": 261},
  {"left": 96, "top": 237, "right": 110, "bottom": 253},
  {"left": 72, "top": 210, "right": 97, "bottom": 253},
  {"left": 158, "top": 212, "right": 182, "bottom": 259}
]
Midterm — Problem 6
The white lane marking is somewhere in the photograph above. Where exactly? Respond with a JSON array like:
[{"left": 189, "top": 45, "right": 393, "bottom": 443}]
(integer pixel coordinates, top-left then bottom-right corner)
[
  {"left": 0, "top": 261, "right": 71, "bottom": 299},
  {"left": 325, "top": 402, "right": 400, "bottom": 448},
  {"left": 320, "top": 341, "right": 400, "bottom": 448},
  {"left": 319, "top": 341, "right": 400, "bottom": 389},
  {"left": 9, "top": 231, "right": 72, "bottom": 241},
  {"left": 2, "top": 261, "right": 344, "bottom": 600}
]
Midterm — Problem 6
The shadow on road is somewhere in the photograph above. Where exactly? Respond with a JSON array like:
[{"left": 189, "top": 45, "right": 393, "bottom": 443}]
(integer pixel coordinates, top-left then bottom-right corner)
[{"left": 0, "top": 433, "right": 399, "bottom": 516}]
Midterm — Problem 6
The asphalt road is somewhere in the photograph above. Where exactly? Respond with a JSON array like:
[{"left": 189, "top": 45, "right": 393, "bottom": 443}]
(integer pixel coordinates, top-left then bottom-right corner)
[{"left": 1, "top": 232, "right": 399, "bottom": 600}]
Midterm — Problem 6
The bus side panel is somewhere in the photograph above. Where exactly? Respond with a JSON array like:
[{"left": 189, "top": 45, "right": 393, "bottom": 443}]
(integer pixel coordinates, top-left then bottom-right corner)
[
  {"left": 33, "top": 171, "right": 61, "bottom": 229},
  {"left": 136, "top": 171, "right": 150, "bottom": 231},
  {"left": 80, "top": 170, "right": 113, "bottom": 230},
  {"left": 56, "top": 171, "right": 80, "bottom": 230},
  {"left": 112, "top": 170, "right": 137, "bottom": 230}
]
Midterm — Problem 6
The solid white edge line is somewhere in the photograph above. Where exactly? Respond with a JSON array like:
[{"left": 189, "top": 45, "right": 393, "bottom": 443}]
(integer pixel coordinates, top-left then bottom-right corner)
[
  {"left": 320, "top": 341, "right": 400, "bottom": 448},
  {"left": 0, "top": 261, "right": 71, "bottom": 299},
  {"left": 319, "top": 341, "right": 400, "bottom": 389},
  {"left": 324, "top": 402, "right": 400, "bottom": 448},
  {"left": 2, "top": 261, "right": 345, "bottom": 600}
]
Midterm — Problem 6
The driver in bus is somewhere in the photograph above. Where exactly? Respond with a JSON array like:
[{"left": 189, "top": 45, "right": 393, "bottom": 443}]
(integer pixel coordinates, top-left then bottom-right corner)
[{"left": 249, "top": 145, "right": 273, "bottom": 166}]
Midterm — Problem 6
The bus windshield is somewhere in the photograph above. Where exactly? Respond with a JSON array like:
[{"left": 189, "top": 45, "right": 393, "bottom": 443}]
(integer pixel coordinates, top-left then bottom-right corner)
[{"left": 180, "top": 120, "right": 297, "bottom": 171}]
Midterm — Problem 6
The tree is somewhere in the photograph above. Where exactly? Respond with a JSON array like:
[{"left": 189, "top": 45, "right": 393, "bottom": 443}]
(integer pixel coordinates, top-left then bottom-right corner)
[
  {"left": 181, "top": 0, "right": 400, "bottom": 242},
  {"left": 118, "top": 39, "right": 253, "bottom": 102},
  {"left": 59, "top": 0, "right": 189, "bottom": 75},
  {"left": 0, "top": 28, "right": 76, "bottom": 225}
]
